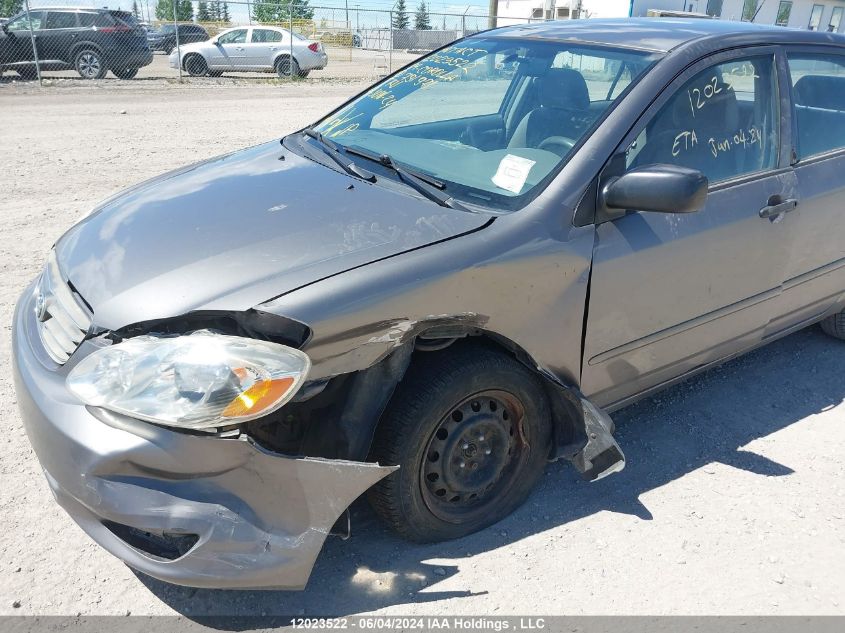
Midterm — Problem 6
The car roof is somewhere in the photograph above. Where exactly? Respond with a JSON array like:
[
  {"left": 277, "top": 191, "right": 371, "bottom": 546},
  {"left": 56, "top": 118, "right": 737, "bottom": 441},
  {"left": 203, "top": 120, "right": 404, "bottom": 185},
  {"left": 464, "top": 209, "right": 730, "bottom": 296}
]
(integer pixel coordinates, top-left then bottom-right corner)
[
  {"left": 491, "top": 17, "right": 845, "bottom": 53},
  {"left": 21, "top": 6, "right": 122, "bottom": 11}
]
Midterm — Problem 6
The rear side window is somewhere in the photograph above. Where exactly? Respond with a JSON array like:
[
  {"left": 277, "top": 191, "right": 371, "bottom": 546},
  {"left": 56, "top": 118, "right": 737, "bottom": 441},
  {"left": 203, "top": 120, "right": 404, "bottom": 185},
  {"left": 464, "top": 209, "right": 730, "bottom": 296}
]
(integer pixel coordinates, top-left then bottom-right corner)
[
  {"left": 788, "top": 54, "right": 845, "bottom": 159},
  {"left": 45, "top": 12, "right": 76, "bottom": 29},
  {"left": 627, "top": 56, "right": 779, "bottom": 184},
  {"left": 78, "top": 13, "right": 114, "bottom": 28},
  {"left": 252, "top": 29, "right": 283, "bottom": 43}
]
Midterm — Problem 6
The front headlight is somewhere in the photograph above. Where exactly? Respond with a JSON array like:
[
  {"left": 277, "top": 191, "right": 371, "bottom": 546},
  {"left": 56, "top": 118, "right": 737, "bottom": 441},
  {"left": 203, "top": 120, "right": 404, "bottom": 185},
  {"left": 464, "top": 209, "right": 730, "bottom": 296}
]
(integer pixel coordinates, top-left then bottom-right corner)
[{"left": 66, "top": 330, "right": 310, "bottom": 430}]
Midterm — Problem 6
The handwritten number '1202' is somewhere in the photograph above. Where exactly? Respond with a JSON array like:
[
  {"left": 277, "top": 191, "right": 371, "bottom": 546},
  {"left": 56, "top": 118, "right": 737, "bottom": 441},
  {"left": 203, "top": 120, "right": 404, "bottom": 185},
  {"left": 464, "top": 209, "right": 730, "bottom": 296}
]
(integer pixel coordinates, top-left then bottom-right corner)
[{"left": 687, "top": 76, "right": 722, "bottom": 118}]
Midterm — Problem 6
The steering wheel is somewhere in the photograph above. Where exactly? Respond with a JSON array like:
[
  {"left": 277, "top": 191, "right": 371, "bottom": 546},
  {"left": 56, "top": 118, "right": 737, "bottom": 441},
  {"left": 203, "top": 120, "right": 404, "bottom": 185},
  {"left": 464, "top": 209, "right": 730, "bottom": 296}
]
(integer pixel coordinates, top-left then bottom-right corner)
[{"left": 538, "top": 136, "right": 577, "bottom": 156}]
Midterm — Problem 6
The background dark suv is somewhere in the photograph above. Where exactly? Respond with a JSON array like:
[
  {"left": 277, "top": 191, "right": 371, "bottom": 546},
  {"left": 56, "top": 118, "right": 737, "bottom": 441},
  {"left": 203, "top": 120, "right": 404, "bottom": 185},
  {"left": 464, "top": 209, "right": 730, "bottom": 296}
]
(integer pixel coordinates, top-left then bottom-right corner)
[
  {"left": 147, "top": 23, "right": 209, "bottom": 54},
  {"left": 0, "top": 8, "right": 152, "bottom": 79}
]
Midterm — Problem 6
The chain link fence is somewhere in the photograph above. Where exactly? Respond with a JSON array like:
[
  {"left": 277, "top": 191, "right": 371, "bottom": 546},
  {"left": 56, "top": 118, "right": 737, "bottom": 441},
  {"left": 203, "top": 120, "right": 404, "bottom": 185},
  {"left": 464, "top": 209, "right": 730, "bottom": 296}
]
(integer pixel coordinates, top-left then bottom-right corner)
[{"left": 0, "top": 1, "right": 545, "bottom": 85}]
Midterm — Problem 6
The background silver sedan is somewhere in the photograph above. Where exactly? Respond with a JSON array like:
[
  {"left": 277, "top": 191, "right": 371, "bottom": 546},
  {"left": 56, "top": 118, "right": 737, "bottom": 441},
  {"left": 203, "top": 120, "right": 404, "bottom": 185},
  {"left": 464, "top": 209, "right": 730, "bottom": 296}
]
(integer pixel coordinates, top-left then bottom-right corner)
[{"left": 169, "top": 26, "right": 327, "bottom": 78}]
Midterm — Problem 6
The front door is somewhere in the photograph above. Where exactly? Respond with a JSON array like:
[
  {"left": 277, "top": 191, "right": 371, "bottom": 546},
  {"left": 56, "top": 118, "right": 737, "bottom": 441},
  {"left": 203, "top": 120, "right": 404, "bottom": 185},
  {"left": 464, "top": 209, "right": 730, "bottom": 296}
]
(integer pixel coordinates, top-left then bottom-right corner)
[
  {"left": 208, "top": 28, "right": 248, "bottom": 70},
  {"left": 0, "top": 11, "right": 43, "bottom": 66},
  {"left": 582, "top": 48, "right": 797, "bottom": 409}
]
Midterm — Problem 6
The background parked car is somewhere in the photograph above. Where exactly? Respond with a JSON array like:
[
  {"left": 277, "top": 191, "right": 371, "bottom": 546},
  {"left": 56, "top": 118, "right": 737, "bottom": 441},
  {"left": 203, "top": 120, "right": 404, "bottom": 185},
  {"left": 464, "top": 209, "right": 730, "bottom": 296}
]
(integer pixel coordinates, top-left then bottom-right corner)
[
  {"left": 170, "top": 26, "right": 327, "bottom": 78},
  {"left": 147, "top": 23, "right": 208, "bottom": 54},
  {"left": 0, "top": 7, "right": 151, "bottom": 79}
]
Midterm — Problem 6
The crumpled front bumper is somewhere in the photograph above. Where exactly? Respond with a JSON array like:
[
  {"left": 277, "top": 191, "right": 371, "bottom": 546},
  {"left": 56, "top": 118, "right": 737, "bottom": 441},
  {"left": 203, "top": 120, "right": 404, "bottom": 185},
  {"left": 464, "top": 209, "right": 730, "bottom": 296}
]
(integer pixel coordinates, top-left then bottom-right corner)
[{"left": 12, "top": 284, "right": 395, "bottom": 589}]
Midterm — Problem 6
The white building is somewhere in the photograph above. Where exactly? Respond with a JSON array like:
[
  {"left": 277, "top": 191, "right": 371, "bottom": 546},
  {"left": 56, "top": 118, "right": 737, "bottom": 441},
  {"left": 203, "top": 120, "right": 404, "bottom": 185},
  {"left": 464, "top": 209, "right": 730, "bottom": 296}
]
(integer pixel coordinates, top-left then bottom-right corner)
[{"left": 497, "top": 0, "right": 845, "bottom": 32}]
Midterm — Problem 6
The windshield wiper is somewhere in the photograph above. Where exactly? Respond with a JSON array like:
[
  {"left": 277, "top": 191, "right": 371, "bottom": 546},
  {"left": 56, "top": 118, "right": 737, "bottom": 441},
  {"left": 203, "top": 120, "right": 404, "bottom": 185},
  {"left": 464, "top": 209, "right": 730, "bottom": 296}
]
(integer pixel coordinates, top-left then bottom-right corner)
[
  {"left": 301, "top": 128, "right": 375, "bottom": 182},
  {"left": 345, "top": 146, "right": 469, "bottom": 211}
]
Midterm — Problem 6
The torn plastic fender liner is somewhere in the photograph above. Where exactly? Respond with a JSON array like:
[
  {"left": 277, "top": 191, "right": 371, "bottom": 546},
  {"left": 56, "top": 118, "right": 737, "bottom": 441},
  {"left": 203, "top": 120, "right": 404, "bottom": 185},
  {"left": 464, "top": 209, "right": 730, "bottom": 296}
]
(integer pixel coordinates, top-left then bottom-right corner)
[{"left": 540, "top": 371, "right": 626, "bottom": 482}]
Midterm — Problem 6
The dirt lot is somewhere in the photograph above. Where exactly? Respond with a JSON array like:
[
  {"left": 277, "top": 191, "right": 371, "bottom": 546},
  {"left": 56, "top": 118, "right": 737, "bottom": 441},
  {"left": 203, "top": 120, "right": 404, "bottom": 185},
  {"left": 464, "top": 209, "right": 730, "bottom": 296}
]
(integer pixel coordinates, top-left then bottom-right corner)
[{"left": 0, "top": 80, "right": 843, "bottom": 618}]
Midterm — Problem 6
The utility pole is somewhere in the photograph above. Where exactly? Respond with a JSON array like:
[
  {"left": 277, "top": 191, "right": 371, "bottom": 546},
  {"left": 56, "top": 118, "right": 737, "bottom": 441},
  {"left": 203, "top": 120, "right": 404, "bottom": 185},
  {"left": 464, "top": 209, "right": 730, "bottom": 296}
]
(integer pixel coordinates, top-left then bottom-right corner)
[
  {"left": 488, "top": 0, "right": 497, "bottom": 29},
  {"left": 345, "top": 0, "right": 350, "bottom": 29}
]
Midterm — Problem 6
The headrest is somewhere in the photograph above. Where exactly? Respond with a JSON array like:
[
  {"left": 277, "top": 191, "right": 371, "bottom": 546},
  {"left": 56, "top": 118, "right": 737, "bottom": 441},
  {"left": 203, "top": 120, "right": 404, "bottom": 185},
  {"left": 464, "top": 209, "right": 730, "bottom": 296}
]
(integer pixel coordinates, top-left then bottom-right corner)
[
  {"left": 794, "top": 75, "right": 845, "bottom": 110},
  {"left": 539, "top": 68, "right": 590, "bottom": 111}
]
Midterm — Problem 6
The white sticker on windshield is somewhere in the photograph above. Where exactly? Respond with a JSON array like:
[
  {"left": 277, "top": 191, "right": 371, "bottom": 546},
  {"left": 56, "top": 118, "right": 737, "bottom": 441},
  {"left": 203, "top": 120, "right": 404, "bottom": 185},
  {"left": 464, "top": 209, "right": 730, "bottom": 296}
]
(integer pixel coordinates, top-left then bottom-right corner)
[{"left": 491, "top": 154, "right": 536, "bottom": 194}]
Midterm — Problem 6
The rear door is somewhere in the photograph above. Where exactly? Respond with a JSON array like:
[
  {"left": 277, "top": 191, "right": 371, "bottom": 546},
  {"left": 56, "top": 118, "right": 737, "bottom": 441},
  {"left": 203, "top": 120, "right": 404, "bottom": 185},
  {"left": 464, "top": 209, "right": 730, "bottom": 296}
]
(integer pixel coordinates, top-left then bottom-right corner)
[
  {"left": 770, "top": 48, "right": 845, "bottom": 332},
  {"left": 245, "top": 28, "right": 283, "bottom": 70},
  {"left": 581, "top": 48, "right": 797, "bottom": 409},
  {"left": 41, "top": 11, "right": 78, "bottom": 63}
]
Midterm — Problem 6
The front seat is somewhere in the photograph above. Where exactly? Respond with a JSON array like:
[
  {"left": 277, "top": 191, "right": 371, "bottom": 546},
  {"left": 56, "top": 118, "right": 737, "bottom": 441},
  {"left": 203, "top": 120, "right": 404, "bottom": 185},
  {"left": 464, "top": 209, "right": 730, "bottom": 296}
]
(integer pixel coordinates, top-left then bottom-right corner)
[{"left": 508, "top": 68, "right": 591, "bottom": 154}]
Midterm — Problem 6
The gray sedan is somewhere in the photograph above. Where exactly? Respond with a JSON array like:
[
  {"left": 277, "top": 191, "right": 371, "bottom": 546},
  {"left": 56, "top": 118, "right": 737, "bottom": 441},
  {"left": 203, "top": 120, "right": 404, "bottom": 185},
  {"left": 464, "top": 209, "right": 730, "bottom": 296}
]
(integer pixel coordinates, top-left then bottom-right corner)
[
  {"left": 169, "top": 25, "right": 327, "bottom": 77},
  {"left": 13, "top": 18, "right": 845, "bottom": 590}
]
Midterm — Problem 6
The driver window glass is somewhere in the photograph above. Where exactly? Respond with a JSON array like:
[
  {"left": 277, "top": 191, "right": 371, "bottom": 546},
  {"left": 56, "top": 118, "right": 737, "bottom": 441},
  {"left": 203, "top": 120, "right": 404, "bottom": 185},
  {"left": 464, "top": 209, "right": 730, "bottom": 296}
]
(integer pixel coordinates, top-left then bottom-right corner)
[
  {"left": 218, "top": 29, "right": 247, "bottom": 45},
  {"left": 626, "top": 55, "right": 779, "bottom": 184},
  {"left": 8, "top": 12, "right": 43, "bottom": 30}
]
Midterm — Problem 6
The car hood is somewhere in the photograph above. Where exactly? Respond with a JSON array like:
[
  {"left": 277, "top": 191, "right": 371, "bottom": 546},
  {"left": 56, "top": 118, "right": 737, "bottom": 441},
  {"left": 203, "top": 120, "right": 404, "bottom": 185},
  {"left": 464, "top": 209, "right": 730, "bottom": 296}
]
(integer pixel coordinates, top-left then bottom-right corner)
[{"left": 55, "top": 140, "right": 492, "bottom": 331}]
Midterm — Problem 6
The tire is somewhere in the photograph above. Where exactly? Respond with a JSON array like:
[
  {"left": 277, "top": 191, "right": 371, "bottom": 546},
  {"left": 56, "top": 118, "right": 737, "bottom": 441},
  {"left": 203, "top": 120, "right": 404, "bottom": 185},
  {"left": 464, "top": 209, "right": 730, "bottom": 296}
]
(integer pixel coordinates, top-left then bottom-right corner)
[
  {"left": 297, "top": 69, "right": 310, "bottom": 78},
  {"left": 112, "top": 67, "right": 138, "bottom": 80},
  {"left": 368, "top": 343, "right": 552, "bottom": 543},
  {"left": 821, "top": 310, "right": 845, "bottom": 340},
  {"left": 275, "top": 56, "right": 300, "bottom": 78},
  {"left": 164, "top": 45, "right": 174, "bottom": 55},
  {"left": 208, "top": 70, "right": 223, "bottom": 77},
  {"left": 184, "top": 54, "right": 208, "bottom": 77},
  {"left": 74, "top": 49, "right": 106, "bottom": 79}
]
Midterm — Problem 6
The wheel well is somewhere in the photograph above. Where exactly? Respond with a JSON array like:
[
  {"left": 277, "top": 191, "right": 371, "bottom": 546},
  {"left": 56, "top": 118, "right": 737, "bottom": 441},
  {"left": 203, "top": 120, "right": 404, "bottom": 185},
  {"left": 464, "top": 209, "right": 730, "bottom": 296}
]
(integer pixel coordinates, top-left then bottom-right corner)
[
  {"left": 273, "top": 53, "right": 297, "bottom": 67},
  {"left": 70, "top": 42, "right": 103, "bottom": 60},
  {"left": 245, "top": 329, "right": 579, "bottom": 463}
]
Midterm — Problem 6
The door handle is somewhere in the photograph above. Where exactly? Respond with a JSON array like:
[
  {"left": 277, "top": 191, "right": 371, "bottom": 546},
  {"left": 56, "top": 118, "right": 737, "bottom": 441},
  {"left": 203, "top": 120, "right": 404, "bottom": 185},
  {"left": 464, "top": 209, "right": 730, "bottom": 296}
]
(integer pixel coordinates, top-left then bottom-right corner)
[{"left": 759, "top": 197, "right": 798, "bottom": 219}]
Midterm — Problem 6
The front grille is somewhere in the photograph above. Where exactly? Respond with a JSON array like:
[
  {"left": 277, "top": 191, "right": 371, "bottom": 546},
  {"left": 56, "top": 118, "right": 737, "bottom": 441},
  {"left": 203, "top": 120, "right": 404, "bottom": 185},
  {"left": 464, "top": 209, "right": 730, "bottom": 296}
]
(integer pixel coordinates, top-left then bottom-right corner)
[{"left": 34, "top": 252, "right": 92, "bottom": 364}]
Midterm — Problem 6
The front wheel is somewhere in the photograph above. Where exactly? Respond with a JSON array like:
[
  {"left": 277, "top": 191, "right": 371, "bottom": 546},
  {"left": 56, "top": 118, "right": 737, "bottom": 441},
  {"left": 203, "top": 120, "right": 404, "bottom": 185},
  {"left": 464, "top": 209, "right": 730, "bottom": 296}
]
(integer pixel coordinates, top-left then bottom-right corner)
[
  {"left": 368, "top": 344, "right": 552, "bottom": 542},
  {"left": 821, "top": 310, "right": 845, "bottom": 340},
  {"left": 75, "top": 49, "right": 106, "bottom": 79},
  {"left": 275, "top": 56, "right": 300, "bottom": 78},
  {"left": 184, "top": 54, "right": 208, "bottom": 77},
  {"left": 112, "top": 67, "right": 138, "bottom": 80}
]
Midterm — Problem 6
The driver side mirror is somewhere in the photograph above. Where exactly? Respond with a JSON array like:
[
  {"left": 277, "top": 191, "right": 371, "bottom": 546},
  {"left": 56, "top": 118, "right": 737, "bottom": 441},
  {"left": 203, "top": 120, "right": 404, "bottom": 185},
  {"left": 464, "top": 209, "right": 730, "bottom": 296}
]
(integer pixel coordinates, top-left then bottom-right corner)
[
  {"left": 2, "top": 23, "right": 10, "bottom": 35},
  {"left": 598, "top": 164, "right": 708, "bottom": 222}
]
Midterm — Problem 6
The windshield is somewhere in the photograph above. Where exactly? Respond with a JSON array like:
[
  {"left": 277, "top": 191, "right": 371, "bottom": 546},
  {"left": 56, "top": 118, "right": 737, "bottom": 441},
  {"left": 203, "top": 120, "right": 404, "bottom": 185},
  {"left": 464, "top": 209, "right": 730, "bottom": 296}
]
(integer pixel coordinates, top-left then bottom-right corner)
[{"left": 312, "top": 37, "right": 659, "bottom": 210}]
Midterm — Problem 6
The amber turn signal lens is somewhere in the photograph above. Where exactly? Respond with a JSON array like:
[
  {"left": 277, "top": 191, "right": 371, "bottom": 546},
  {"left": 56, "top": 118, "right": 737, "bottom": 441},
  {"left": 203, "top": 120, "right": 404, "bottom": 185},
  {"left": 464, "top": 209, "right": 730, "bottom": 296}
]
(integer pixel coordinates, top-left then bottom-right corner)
[{"left": 222, "top": 376, "right": 295, "bottom": 418}]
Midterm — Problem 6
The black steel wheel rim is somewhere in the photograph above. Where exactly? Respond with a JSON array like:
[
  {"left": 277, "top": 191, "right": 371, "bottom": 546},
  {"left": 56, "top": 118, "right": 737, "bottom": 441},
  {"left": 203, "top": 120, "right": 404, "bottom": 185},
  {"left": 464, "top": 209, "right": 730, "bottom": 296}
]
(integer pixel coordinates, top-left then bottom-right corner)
[{"left": 420, "top": 390, "right": 530, "bottom": 523}]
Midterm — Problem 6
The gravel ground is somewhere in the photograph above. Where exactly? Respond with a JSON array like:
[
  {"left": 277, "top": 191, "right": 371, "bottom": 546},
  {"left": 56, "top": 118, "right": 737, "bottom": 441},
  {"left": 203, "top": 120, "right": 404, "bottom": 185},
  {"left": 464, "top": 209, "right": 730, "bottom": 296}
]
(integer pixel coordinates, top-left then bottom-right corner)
[{"left": 0, "top": 80, "right": 843, "bottom": 618}]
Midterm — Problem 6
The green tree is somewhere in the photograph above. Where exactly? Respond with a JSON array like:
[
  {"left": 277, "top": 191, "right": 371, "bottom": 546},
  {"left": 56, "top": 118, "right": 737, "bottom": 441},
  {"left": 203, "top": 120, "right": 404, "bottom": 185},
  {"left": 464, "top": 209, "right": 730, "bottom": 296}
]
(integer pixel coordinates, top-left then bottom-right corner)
[
  {"left": 0, "top": 0, "right": 23, "bottom": 17},
  {"left": 221, "top": 1, "right": 231, "bottom": 23},
  {"left": 207, "top": 0, "right": 220, "bottom": 21},
  {"left": 253, "top": 0, "right": 314, "bottom": 24},
  {"left": 155, "top": 0, "right": 193, "bottom": 21},
  {"left": 414, "top": 1, "right": 431, "bottom": 30},
  {"left": 392, "top": 0, "right": 409, "bottom": 30},
  {"left": 132, "top": 1, "right": 141, "bottom": 20},
  {"left": 197, "top": 1, "right": 210, "bottom": 21}
]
